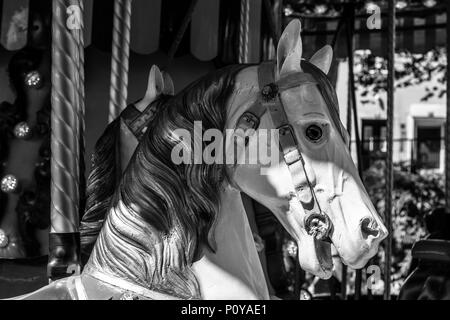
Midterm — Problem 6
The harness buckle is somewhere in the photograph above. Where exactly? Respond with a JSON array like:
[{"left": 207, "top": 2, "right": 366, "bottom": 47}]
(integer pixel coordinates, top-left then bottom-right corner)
[
  {"left": 278, "top": 124, "right": 303, "bottom": 165},
  {"left": 236, "top": 112, "right": 260, "bottom": 131},
  {"left": 261, "top": 83, "right": 279, "bottom": 101}
]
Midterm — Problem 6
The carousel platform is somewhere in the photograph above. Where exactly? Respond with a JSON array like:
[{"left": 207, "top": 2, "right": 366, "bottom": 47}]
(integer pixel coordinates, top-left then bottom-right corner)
[{"left": 0, "top": 256, "right": 48, "bottom": 299}]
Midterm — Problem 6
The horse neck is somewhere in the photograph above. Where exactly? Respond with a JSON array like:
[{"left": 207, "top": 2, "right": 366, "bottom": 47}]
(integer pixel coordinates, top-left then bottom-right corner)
[
  {"left": 204, "top": 185, "right": 269, "bottom": 299},
  {"left": 83, "top": 201, "right": 201, "bottom": 299}
]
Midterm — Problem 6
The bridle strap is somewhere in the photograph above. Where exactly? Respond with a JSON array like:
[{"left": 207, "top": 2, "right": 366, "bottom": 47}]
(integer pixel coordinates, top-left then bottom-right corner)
[
  {"left": 275, "top": 72, "right": 317, "bottom": 91},
  {"left": 257, "top": 62, "right": 323, "bottom": 218},
  {"left": 121, "top": 101, "right": 159, "bottom": 140},
  {"left": 235, "top": 61, "right": 334, "bottom": 240}
]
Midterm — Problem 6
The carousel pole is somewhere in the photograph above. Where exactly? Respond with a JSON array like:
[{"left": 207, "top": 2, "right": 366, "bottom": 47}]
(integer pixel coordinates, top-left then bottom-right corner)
[
  {"left": 238, "top": 0, "right": 251, "bottom": 64},
  {"left": 331, "top": 12, "right": 347, "bottom": 300},
  {"left": 344, "top": 3, "right": 365, "bottom": 300},
  {"left": 345, "top": 4, "right": 363, "bottom": 180},
  {"left": 77, "top": 0, "right": 86, "bottom": 218},
  {"left": 168, "top": 0, "right": 199, "bottom": 62},
  {"left": 262, "top": 0, "right": 279, "bottom": 49},
  {"left": 108, "top": 0, "right": 132, "bottom": 123},
  {"left": 384, "top": 0, "right": 396, "bottom": 301},
  {"left": 446, "top": 0, "right": 450, "bottom": 213},
  {"left": 48, "top": 0, "right": 85, "bottom": 281}
]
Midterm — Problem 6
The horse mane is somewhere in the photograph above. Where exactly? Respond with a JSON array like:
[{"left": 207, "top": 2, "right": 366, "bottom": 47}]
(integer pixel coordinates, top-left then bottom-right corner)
[
  {"left": 86, "top": 64, "right": 248, "bottom": 298},
  {"left": 80, "top": 116, "right": 120, "bottom": 263},
  {"left": 119, "top": 64, "right": 248, "bottom": 252},
  {"left": 80, "top": 97, "right": 169, "bottom": 263}
]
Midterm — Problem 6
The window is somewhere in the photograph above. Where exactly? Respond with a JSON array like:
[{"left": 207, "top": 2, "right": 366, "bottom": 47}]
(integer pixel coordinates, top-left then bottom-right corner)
[
  {"left": 416, "top": 126, "right": 442, "bottom": 170},
  {"left": 362, "top": 119, "right": 387, "bottom": 170}
]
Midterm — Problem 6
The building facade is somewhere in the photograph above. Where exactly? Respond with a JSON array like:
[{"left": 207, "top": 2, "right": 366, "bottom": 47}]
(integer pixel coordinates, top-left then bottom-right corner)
[{"left": 336, "top": 58, "right": 446, "bottom": 173}]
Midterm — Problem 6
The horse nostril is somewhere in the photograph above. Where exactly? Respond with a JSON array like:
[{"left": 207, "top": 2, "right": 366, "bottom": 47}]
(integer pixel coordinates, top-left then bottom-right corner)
[{"left": 360, "top": 217, "right": 380, "bottom": 239}]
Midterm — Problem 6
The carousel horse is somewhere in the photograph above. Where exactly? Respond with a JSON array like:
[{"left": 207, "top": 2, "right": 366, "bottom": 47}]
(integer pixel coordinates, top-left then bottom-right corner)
[{"left": 10, "top": 20, "right": 387, "bottom": 300}]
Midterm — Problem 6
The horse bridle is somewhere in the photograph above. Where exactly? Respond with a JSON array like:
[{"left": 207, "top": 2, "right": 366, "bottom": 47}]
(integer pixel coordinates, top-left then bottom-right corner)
[{"left": 235, "top": 60, "right": 347, "bottom": 242}]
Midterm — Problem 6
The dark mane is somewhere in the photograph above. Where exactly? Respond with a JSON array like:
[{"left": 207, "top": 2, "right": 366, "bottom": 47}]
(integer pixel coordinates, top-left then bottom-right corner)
[
  {"left": 118, "top": 64, "right": 247, "bottom": 259},
  {"left": 80, "top": 96, "right": 170, "bottom": 263}
]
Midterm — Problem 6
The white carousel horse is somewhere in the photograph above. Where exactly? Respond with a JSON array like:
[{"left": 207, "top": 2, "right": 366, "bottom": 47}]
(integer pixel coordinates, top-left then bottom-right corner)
[{"left": 10, "top": 20, "right": 387, "bottom": 300}]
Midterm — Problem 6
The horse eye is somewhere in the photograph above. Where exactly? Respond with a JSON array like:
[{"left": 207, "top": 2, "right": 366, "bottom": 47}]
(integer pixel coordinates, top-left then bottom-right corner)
[{"left": 305, "top": 125, "right": 323, "bottom": 142}]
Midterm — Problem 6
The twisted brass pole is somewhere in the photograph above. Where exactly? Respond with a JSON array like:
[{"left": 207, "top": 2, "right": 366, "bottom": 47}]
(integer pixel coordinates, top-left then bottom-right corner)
[
  {"left": 78, "top": 0, "right": 86, "bottom": 218},
  {"left": 49, "top": 0, "right": 85, "bottom": 280},
  {"left": 238, "top": 0, "right": 250, "bottom": 64},
  {"left": 108, "top": 0, "right": 132, "bottom": 123}
]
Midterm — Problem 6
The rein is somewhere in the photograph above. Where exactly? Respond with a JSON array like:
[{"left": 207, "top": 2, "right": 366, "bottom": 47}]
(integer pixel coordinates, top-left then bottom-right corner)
[
  {"left": 235, "top": 60, "right": 345, "bottom": 241},
  {"left": 121, "top": 100, "right": 161, "bottom": 140}
]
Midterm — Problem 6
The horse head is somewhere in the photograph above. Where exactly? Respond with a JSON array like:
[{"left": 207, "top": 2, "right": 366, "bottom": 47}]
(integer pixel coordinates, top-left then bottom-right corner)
[{"left": 227, "top": 20, "right": 388, "bottom": 278}]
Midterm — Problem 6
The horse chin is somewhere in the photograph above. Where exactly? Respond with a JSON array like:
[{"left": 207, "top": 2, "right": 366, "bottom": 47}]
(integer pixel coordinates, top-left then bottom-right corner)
[
  {"left": 314, "top": 239, "right": 333, "bottom": 279},
  {"left": 338, "top": 244, "right": 378, "bottom": 270},
  {"left": 297, "top": 238, "right": 333, "bottom": 279}
]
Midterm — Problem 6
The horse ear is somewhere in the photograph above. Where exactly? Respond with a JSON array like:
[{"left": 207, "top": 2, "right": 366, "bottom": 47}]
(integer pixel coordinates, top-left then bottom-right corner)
[
  {"left": 135, "top": 65, "right": 165, "bottom": 111},
  {"left": 161, "top": 70, "right": 175, "bottom": 95},
  {"left": 309, "top": 45, "right": 333, "bottom": 75},
  {"left": 277, "top": 19, "right": 303, "bottom": 78},
  {"left": 146, "top": 65, "right": 164, "bottom": 99}
]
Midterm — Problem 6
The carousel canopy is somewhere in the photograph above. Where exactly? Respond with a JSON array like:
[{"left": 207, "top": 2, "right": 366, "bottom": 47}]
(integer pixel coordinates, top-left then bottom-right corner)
[
  {"left": 0, "top": 0, "right": 447, "bottom": 61},
  {"left": 291, "top": 0, "right": 447, "bottom": 57}
]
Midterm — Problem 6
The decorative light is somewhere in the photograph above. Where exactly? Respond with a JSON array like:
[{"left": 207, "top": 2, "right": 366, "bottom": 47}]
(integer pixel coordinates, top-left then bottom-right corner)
[
  {"left": 365, "top": 1, "right": 378, "bottom": 12},
  {"left": 314, "top": 4, "right": 328, "bottom": 15},
  {"left": 396, "top": 0, "right": 408, "bottom": 10},
  {"left": 422, "top": 0, "right": 437, "bottom": 8},
  {"left": 285, "top": 240, "right": 297, "bottom": 257},
  {"left": 24, "top": 70, "right": 43, "bottom": 88},
  {"left": 1, "top": 174, "right": 19, "bottom": 194},
  {"left": 284, "top": 4, "right": 294, "bottom": 16},
  {"left": 299, "top": 289, "right": 312, "bottom": 300},
  {"left": 0, "top": 229, "right": 9, "bottom": 248},
  {"left": 13, "top": 122, "right": 32, "bottom": 139}
]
